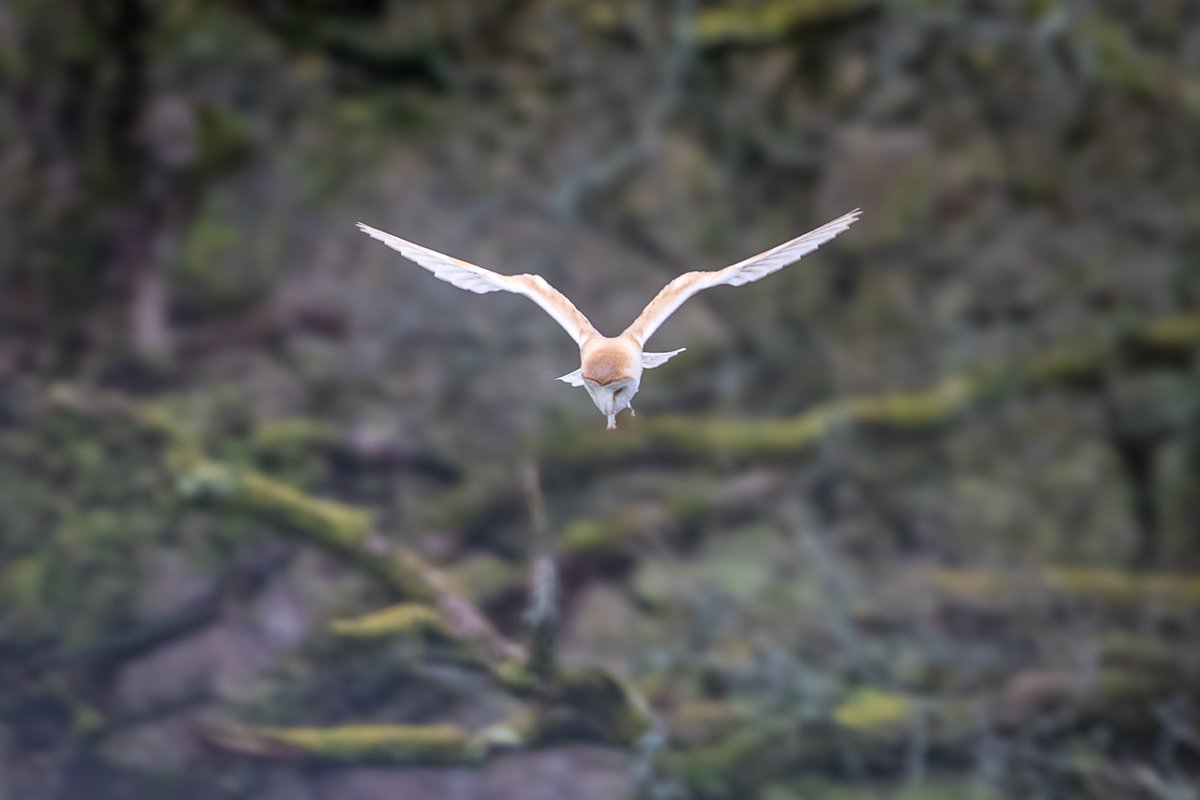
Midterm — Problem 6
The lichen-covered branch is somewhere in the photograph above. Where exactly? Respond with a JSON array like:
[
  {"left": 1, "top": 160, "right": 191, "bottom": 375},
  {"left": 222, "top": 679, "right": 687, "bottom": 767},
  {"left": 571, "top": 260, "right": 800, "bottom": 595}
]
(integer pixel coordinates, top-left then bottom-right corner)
[
  {"left": 428, "top": 314, "right": 1200, "bottom": 540},
  {"left": 202, "top": 662, "right": 653, "bottom": 765},
  {"left": 662, "top": 666, "right": 1197, "bottom": 799},
  {"left": 203, "top": 722, "right": 487, "bottom": 765},
  {"left": 586, "top": 0, "right": 879, "bottom": 47},
  {"left": 925, "top": 566, "right": 1200, "bottom": 616},
  {"left": 42, "top": 385, "right": 653, "bottom": 765},
  {"left": 547, "top": 314, "right": 1200, "bottom": 471},
  {"left": 44, "top": 385, "right": 519, "bottom": 663},
  {"left": 175, "top": 459, "right": 521, "bottom": 664}
]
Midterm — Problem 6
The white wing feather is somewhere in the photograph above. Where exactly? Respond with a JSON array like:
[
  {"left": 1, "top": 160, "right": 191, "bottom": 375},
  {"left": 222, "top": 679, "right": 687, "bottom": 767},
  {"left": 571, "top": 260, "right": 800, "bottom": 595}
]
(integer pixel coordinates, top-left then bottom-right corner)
[
  {"left": 357, "top": 222, "right": 597, "bottom": 345},
  {"left": 623, "top": 209, "right": 861, "bottom": 345}
]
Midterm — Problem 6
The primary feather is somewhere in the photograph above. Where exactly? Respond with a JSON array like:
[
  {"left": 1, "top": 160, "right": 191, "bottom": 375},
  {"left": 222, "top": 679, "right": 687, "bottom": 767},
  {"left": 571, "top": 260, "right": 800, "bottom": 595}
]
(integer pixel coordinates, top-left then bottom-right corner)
[
  {"left": 356, "top": 222, "right": 597, "bottom": 345},
  {"left": 622, "top": 209, "right": 861, "bottom": 345}
]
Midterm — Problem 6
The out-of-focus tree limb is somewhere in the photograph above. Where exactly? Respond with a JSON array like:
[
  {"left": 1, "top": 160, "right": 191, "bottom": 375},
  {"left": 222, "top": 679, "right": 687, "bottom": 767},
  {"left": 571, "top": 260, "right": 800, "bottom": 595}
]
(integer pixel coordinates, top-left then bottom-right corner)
[
  {"left": 176, "top": 460, "right": 525, "bottom": 664},
  {"left": 545, "top": 314, "right": 1200, "bottom": 470},
  {"left": 44, "top": 386, "right": 652, "bottom": 763},
  {"left": 661, "top": 664, "right": 1196, "bottom": 799},
  {"left": 585, "top": 0, "right": 879, "bottom": 48},
  {"left": 202, "top": 660, "right": 651, "bottom": 764},
  {"left": 924, "top": 565, "right": 1200, "bottom": 617},
  {"left": 422, "top": 314, "right": 1200, "bottom": 543}
]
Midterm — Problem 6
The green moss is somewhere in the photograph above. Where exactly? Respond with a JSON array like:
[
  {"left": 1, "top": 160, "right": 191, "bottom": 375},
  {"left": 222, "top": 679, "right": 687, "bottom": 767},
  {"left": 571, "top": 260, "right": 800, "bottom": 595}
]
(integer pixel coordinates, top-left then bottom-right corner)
[
  {"left": 547, "top": 377, "right": 973, "bottom": 466},
  {"left": 0, "top": 557, "right": 47, "bottom": 614},
  {"left": 543, "top": 315, "right": 1200, "bottom": 472},
  {"left": 1137, "top": 314, "right": 1200, "bottom": 348},
  {"left": 421, "top": 469, "right": 519, "bottom": 533},
  {"left": 196, "top": 104, "right": 253, "bottom": 177},
  {"left": 832, "top": 689, "right": 914, "bottom": 732},
  {"left": 662, "top": 723, "right": 795, "bottom": 799},
  {"left": 1077, "top": 12, "right": 1162, "bottom": 100},
  {"left": 668, "top": 491, "right": 719, "bottom": 525},
  {"left": 497, "top": 666, "right": 652, "bottom": 746},
  {"left": 175, "top": 460, "right": 239, "bottom": 499},
  {"left": 1020, "top": 342, "right": 1110, "bottom": 388},
  {"left": 845, "top": 376, "right": 975, "bottom": 428},
  {"left": 1096, "top": 633, "right": 1177, "bottom": 672},
  {"left": 561, "top": 518, "right": 619, "bottom": 556},
  {"left": 174, "top": 211, "right": 242, "bottom": 302},
  {"left": 70, "top": 702, "right": 105, "bottom": 736},
  {"left": 446, "top": 554, "right": 522, "bottom": 606},
  {"left": 177, "top": 464, "right": 373, "bottom": 551},
  {"left": 929, "top": 566, "right": 1200, "bottom": 612},
  {"left": 926, "top": 569, "right": 1004, "bottom": 604},
  {"left": 250, "top": 418, "right": 338, "bottom": 454},
  {"left": 236, "top": 471, "right": 372, "bottom": 547},
  {"left": 763, "top": 778, "right": 1003, "bottom": 800},
  {"left": 175, "top": 458, "right": 443, "bottom": 601},
  {"left": 243, "top": 723, "right": 481, "bottom": 764},
  {"left": 553, "top": 667, "right": 652, "bottom": 743},
  {"left": 330, "top": 603, "right": 446, "bottom": 639},
  {"left": 495, "top": 659, "right": 537, "bottom": 694},
  {"left": 0, "top": 403, "right": 187, "bottom": 649},
  {"left": 560, "top": 510, "right": 651, "bottom": 559},
  {"left": 1042, "top": 566, "right": 1200, "bottom": 607},
  {"left": 690, "top": 0, "right": 875, "bottom": 44}
]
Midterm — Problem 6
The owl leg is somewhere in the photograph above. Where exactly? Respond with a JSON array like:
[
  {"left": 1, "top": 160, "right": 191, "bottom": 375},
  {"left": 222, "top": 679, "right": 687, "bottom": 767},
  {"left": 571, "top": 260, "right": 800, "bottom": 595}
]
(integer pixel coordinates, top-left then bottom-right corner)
[
  {"left": 607, "top": 414, "right": 616, "bottom": 430},
  {"left": 629, "top": 405, "right": 635, "bottom": 417}
]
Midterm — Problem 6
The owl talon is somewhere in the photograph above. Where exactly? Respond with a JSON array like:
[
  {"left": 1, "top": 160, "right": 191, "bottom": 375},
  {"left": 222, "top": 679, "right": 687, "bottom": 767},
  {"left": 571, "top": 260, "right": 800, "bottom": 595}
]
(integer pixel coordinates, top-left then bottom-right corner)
[
  {"left": 629, "top": 407, "right": 636, "bottom": 417},
  {"left": 607, "top": 415, "right": 616, "bottom": 430}
]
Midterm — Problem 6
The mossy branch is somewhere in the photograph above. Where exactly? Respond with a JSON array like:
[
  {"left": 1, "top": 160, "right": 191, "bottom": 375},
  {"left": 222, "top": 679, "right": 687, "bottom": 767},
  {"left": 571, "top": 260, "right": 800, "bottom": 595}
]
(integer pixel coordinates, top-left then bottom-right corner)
[
  {"left": 202, "top": 667, "right": 653, "bottom": 766},
  {"left": 430, "top": 314, "right": 1200, "bottom": 541},
  {"left": 586, "top": 0, "right": 879, "bottom": 46},
  {"left": 175, "top": 459, "right": 520, "bottom": 662},
  {"left": 664, "top": 667, "right": 1197, "bottom": 798},
  {"left": 329, "top": 603, "right": 450, "bottom": 640},
  {"left": 549, "top": 314, "right": 1200, "bottom": 471},
  {"left": 203, "top": 722, "right": 486, "bottom": 765},
  {"left": 443, "top": 471, "right": 785, "bottom": 614},
  {"left": 43, "top": 385, "right": 653, "bottom": 763},
  {"left": 926, "top": 565, "right": 1200, "bottom": 615},
  {"left": 44, "top": 386, "right": 518, "bottom": 661},
  {"left": 203, "top": 665, "right": 653, "bottom": 767}
]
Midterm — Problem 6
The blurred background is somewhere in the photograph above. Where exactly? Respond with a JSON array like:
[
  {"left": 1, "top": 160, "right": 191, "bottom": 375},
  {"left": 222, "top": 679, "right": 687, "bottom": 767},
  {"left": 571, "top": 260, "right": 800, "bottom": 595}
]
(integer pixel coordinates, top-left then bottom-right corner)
[{"left": 2, "top": 1, "right": 1199, "bottom": 798}]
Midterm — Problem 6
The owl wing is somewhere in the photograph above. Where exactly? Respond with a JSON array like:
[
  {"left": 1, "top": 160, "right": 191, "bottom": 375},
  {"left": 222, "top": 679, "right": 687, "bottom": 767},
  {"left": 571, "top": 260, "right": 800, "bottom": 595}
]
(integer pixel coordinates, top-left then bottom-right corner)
[
  {"left": 621, "top": 209, "right": 861, "bottom": 346},
  {"left": 357, "top": 223, "right": 598, "bottom": 345}
]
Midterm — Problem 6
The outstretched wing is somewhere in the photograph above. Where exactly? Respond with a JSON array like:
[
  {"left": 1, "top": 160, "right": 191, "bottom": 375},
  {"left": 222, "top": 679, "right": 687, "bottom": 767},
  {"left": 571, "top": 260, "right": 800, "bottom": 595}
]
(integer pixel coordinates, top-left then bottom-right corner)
[
  {"left": 622, "top": 209, "right": 861, "bottom": 345},
  {"left": 357, "top": 222, "right": 598, "bottom": 345}
]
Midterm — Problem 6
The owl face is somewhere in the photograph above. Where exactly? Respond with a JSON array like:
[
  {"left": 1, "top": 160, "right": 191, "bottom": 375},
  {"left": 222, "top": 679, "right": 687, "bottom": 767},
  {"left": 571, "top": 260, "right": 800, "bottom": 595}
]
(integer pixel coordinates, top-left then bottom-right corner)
[{"left": 584, "top": 377, "right": 639, "bottom": 418}]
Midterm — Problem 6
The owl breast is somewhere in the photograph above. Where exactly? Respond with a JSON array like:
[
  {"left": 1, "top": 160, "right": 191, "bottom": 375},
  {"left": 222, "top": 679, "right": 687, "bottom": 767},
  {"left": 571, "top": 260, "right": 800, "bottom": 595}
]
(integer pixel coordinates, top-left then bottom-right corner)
[{"left": 581, "top": 342, "right": 636, "bottom": 385}]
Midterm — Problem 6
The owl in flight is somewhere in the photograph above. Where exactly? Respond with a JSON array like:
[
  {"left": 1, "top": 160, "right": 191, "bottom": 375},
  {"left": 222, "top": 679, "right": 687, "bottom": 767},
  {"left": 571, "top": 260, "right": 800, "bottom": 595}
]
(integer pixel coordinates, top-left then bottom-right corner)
[{"left": 358, "top": 209, "right": 860, "bottom": 429}]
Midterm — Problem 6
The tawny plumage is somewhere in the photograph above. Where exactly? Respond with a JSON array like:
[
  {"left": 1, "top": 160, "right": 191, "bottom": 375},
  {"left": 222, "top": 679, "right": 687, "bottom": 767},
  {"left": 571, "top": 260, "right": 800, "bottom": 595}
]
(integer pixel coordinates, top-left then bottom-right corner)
[{"left": 357, "top": 209, "right": 861, "bottom": 428}]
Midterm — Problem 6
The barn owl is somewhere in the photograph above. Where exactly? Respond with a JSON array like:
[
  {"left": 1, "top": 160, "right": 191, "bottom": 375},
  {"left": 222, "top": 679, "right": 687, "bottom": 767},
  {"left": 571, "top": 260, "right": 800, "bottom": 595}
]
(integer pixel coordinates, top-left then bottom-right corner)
[{"left": 358, "top": 209, "right": 860, "bottom": 429}]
